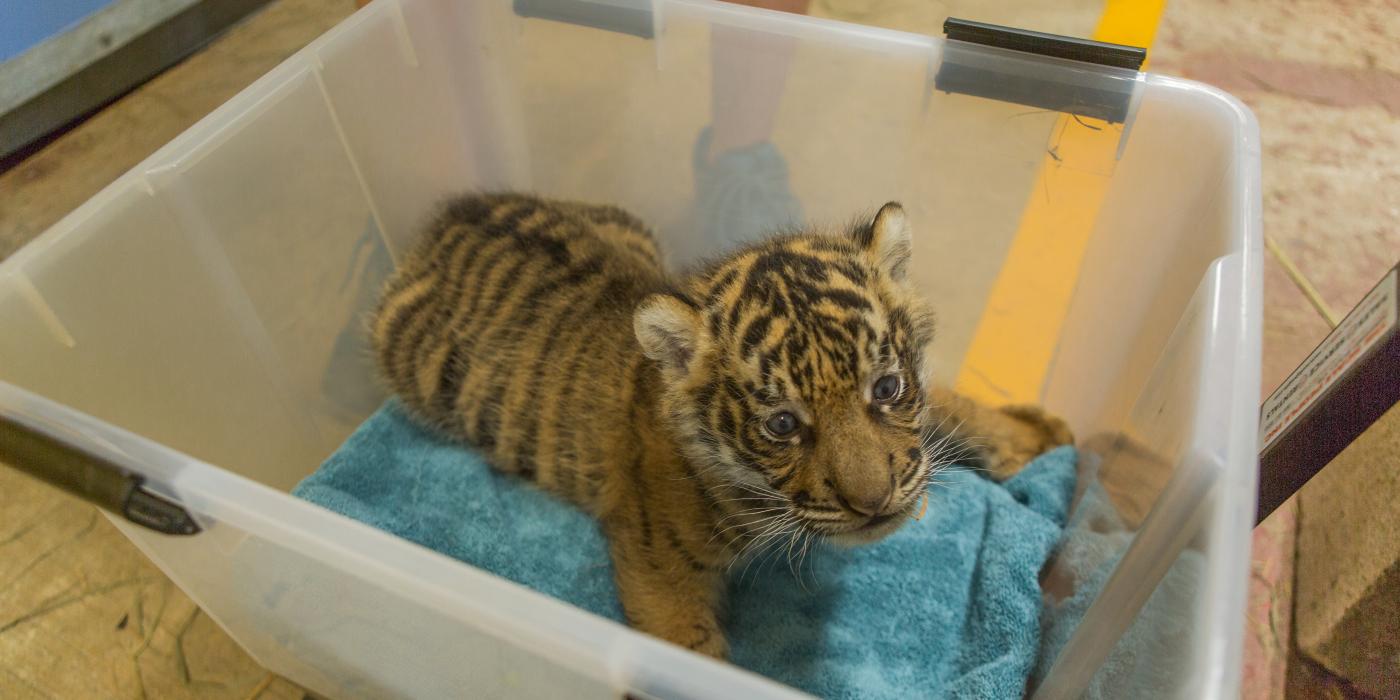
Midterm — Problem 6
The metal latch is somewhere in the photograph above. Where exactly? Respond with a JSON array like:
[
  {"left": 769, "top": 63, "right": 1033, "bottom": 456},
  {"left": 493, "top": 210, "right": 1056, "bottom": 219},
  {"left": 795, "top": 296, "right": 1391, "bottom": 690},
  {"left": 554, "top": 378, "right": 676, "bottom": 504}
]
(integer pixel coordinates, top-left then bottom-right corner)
[{"left": 0, "top": 414, "right": 201, "bottom": 536}]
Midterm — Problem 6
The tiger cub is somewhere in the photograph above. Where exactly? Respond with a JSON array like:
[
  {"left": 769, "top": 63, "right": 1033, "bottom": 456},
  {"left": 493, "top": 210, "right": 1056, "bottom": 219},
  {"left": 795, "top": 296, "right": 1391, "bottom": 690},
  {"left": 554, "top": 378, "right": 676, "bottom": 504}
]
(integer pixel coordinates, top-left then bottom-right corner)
[{"left": 371, "top": 193, "right": 1070, "bottom": 657}]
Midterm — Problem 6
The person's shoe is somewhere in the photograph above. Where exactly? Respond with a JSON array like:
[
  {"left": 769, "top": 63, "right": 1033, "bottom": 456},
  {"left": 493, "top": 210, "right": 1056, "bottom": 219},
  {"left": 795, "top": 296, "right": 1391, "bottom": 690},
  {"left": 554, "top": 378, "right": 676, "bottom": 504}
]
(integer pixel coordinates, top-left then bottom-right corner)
[
  {"left": 689, "top": 126, "right": 803, "bottom": 257},
  {"left": 321, "top": 219, "right": 395, "bottom": 421}
]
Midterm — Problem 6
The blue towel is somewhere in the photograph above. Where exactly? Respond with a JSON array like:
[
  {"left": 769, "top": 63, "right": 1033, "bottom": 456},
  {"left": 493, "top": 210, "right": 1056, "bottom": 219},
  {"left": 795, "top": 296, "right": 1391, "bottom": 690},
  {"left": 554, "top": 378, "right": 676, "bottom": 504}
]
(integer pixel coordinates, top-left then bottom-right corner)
[
  {"left": 295, "top": 401, "right": 1078, "bottom": 699},
  {"left": 1032, "top": 473, "right": 1202, "bottom": 698}
]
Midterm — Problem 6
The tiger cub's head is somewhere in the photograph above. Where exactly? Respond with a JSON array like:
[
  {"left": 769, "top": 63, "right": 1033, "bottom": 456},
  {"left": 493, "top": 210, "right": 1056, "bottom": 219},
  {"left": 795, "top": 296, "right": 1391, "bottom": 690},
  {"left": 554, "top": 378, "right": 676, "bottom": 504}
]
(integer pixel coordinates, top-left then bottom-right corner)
[{"left": 635, "top": 203, "right": 936, "bottom": 545}]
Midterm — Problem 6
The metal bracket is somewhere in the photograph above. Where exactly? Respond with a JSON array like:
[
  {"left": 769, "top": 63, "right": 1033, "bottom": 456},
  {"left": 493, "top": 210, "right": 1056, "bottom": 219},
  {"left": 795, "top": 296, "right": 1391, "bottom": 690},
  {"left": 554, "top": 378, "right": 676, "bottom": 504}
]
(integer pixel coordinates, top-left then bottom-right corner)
[{"left": 1256, "top": 263, "right": 1400, "bottom": 525}]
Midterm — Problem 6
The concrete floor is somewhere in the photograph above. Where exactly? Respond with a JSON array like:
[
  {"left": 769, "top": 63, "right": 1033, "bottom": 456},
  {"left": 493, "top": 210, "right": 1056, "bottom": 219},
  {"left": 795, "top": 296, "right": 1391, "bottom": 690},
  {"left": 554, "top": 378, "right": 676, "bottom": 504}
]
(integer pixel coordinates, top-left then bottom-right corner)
[{"left": 1, "top": 0, "right": 1396, "bottom": 697}]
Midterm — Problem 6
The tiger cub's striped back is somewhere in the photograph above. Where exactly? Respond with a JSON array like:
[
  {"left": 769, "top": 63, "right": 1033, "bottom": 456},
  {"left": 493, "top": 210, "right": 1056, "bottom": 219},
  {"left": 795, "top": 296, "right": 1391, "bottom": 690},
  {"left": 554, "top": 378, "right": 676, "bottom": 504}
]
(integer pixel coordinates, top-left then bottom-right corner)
[{"left": 370, "top": 193, "right": 666, "bottom": 506}]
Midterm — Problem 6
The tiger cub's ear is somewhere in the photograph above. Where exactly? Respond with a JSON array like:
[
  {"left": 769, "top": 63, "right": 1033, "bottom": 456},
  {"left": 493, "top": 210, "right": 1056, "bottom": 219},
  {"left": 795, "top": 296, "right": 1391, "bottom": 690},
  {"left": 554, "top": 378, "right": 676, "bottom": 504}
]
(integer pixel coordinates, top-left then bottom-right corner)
[
  {"left": 634, "top": 293, "right": 705, "bottom": 375},
  {"left": 853, "top": 201, "right": 912, "bottom": 282}
]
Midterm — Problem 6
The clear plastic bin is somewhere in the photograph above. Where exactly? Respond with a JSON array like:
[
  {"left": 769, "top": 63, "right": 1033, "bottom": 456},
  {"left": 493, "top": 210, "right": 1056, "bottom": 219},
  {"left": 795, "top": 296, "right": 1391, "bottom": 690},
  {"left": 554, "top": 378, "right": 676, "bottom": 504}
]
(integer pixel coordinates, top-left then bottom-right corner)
[{"left": 0, "top": 0, "right": 1261, "bottom": 698}]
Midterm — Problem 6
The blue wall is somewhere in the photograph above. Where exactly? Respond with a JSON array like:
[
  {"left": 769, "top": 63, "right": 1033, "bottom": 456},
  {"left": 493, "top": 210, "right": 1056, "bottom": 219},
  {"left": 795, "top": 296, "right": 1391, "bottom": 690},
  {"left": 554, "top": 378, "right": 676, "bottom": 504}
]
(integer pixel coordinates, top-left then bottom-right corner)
[{"left": 1, "top": 0, "right": 118, "bottom": 62}]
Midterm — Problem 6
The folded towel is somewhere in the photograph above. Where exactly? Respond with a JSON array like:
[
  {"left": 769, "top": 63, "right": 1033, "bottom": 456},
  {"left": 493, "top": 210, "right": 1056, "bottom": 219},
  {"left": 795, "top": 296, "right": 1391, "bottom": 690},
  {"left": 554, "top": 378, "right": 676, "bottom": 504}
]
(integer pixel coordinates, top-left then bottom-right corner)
[
  {"left": 294, "top": 401, "right": 1078, "bottom": 699},
  {"left": 1032, "top": 473, "right": 1202, "bottom": 698}
]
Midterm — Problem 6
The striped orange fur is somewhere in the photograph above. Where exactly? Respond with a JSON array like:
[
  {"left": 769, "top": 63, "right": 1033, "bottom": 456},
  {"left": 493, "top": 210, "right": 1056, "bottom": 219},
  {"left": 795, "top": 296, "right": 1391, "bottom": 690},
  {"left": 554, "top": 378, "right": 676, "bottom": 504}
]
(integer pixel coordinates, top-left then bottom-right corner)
[{"left": 371, "top": 193, "right": 1071, "bottom": 656}]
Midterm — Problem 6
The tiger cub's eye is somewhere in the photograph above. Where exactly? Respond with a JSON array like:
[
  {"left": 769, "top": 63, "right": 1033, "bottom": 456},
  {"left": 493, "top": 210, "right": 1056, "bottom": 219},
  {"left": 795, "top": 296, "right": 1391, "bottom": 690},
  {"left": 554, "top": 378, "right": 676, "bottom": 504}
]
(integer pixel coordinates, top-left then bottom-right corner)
[
  {"left": 765, "top": 411, "right": 799, "bottom": 438},
  {"left": 872, "top": 374, "right": 902, "bottom": 403}
]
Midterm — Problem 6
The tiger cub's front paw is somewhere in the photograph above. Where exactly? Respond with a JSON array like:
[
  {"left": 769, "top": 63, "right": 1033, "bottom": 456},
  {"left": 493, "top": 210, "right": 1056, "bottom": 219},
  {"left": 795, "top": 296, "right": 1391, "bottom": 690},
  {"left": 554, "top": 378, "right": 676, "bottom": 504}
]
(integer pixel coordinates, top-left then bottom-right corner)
[
  {"left": 981, "top": 404, "right": 1074, "bottom": 480},
  {"left": 649, "top": 618, "right": 727, "bottom": 659}
]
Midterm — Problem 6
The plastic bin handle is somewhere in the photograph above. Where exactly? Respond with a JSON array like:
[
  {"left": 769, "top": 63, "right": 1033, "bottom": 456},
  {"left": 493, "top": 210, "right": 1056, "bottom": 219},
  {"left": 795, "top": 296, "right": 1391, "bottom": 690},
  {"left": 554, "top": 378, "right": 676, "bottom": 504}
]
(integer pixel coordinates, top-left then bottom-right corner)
[
  {"left": 935, "top": 18, "right": 1146, "bottom": 124},
  {"left": 942, "top": 18, "right": 1146, "bottom": 70},
  {"left": 0, "top": 414, "right": 201, "bottom": 536}
]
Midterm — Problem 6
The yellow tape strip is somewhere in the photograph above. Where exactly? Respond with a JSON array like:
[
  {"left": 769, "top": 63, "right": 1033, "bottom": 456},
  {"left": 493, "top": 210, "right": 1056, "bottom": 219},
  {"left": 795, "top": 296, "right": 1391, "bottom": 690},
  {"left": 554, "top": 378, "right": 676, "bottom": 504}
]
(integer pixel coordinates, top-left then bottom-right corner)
[{"left": 953, "top": 0, "right": 1167, "bottom": 405}]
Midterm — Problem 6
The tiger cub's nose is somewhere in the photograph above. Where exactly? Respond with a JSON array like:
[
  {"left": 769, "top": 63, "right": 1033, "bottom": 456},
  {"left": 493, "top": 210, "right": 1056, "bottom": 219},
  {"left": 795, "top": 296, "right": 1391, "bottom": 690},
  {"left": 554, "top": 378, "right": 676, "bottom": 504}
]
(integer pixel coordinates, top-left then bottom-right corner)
[{"left": 833, "top": 477, "right": 893, "bottom": 517}]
